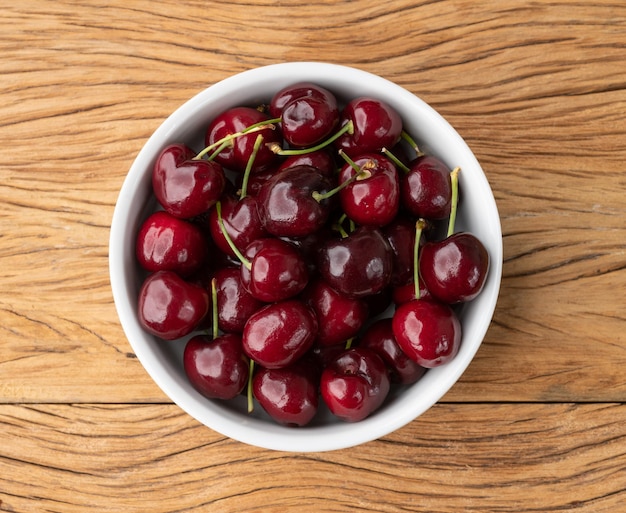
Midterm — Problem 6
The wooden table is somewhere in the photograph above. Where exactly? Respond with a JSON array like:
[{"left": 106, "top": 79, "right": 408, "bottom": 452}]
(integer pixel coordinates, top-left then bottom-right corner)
[{"left": 2, "top": 1, "right": 625, "bottom": 511}]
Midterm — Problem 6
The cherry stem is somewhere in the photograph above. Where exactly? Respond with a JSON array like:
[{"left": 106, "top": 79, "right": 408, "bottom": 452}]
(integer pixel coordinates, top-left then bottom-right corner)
[
  {"left": 215, "top": 201, "right": 252, "bottom": 271},
  {"left": 211, "top": 278, "right": 219, "bottom": 340},
  {"left": 382, "top": 147, "right": 410, "bottom": 174},
  {"left": 401, "top": 130, "right": 424, "bottom": 156},
  {"left": 345, "top": 337, "right": 354, "bottom": 350},
  {"left": 446, "top": 167, "right": 461, "bottom": 237},
  {"left": 247, "top": 359, "right": 255, "bottom": 413},
  {"left": 311, "top": 164, "right": 369, "bottom": 202},
  {"left": 414, "top": 219, "right": 427, "bottom": 300},
  {"left": 268, "top": 120, "right": 354, "bottom": 156},
  {"left": 239, "top": 134, "right": 264, "bottom": 199},
  {"left": 333, "top": 214, "right": 350, "bottom": 239},
  {"left": 194, "top": 118, "right": 279, "bottom": 160}
]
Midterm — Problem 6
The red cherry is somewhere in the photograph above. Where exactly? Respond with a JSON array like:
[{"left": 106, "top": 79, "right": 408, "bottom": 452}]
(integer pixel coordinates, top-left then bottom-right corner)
[
  {"left": 152, "top": 143, "right": 226, "bottom": 219},
  {"left": 242, "top": 300, "right": 318, "bottom": 369},
  {"left": 136, "top": 211, "right": 207, "bottom": 277},
  {"left": 401, "top": 155, "right": 452, "bottom": 220},
  {"left": 206, "top": 193, "right": 267, "bottom": 258},
  {"left": 300, "top": 277, "right": 369, "bottom": 347},
  {"left": 419, "top": 232, "right": 490, "bottom": 304},
  {"left": 338, "top": 153, "right": 400, "bottom": 227},
  {"left": 252, "top": 360, "right": 319, "bottom": 426},
  {"left": 213, "top": 267, "right": 263, "bottom": 333},
  {"left": 334, "top": 97, "right": 403, "bottom": 157},
  {"left": 320, "top": 347, "right": 390, "bottom": 422},
  {"left": 317, "top": 226, "right": 393, "bottom": 298},
  {"left": 392, "top": 299, "right": 461, "bottom": 368},
  {"left": 204, "top": 107, "right": 281, "bottom": 174},
  {"left": 257, "top": 165, "right": 336, "bottom": 238},
  {"left": 183, "top": 333, "right": 249, "bottom": 399},
  {"left": 239, "top": 237, "right": 309, "bottom": 303},
  {"left": 138, "top": 270, "right": 209, "bottom": 340},
  {"left": 359, "top": 318, "right": 426, "bottom": 385}
]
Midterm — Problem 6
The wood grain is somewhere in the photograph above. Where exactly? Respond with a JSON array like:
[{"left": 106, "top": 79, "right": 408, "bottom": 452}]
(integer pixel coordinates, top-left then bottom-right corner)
[
  {"left": 1, "top": 1, "right": 625, "bottom": 511},
  {"left": 1, "top": 403, "right": 625, "bottom": 513}
]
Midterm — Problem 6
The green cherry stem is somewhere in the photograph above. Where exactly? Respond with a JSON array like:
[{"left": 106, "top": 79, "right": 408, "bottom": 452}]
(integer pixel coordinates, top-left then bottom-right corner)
[
  {"left": 215, "top": 201, "right": 252, "bottom": 271},
  {"left": 311, "top": 166, "right": 369, "bottom": 202},
  {"left": 194, "top": 118, "right": 279, "bottom": 161},
  {"left": 345, "top": 337, "right": 354, "bottom": 350},
  {"left": 414, "top": 218, "right": 428, "bottom": 300},
  {"left": 446, "top": 167, "right": 461, "bottom": 237},
  {"left": 211, "top": 278, "right": 219, "bottom": 340},
  {"left": 401, "top": 130, "right": 424, "bottom": 157},
  {"left": 239, "top": 134, "right": 264, "bottom": 199},
  {"left": 247, "top": 359, "right": 255, "bottom": 413},
  {"left": 268, "top": 120, "right": 354, "bottom": 156},
  {"left": 382, "top": 147, "right": 410, "bottom": 174}
]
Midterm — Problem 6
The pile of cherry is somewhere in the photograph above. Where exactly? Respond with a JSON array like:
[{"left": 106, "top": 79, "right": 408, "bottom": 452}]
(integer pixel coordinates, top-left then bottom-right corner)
[{"left": 135, "top": 82, "right": 490, "bottom": 426}]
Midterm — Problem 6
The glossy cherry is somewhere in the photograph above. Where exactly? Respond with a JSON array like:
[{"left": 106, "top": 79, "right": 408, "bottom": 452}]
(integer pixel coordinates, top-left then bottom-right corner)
[
  {"left": 277, "top": 148, "right": 336, "bottom": 178},
  {"left": 183, "top": 333, "right": 249, "bottom": 400},
  {"left": 204, "top": 106, "right": 281, "bottom": 174},
  {"left": 152, "top": 143, "right": 226, "bottom": 219},
  {"left": 207, "top": 192, "right": 267, "bottom": 258},
  {"left": 401, "top": 155, "right": 452, "bottom": 220},
  {"left": 320, "top": 347, "right": 390, "bottom": 422},
  {"left": 213, "top": 267, "right": 263, "bottom": 333},
  {"left": 279, "top": 89, "right": 339, "bottom": 148},
  {"left": 359, "top": 318, "right": 426, "bottom": 384},
  {"left": 136, "top": 210, "right": 207, "bottom": 277},
  {"left": 239, "top": 237, "right": 309, "bottom": 303},
  {"left": 252, "top": 359, "right": 319, "bottom": 426},
  {"left": 317, "top": 226, "right": 393, "bottom": 298},
  {"left": 137, "top": 270, "right": 209, "bottom": 340},
  {"left": 392, "top": 298, "right": 461, "bottom": 368},
  {"left": 257, "top": 165, "right": 336, "bottom": 238},
  {"left": 242, "top": 299, "right": 318, "bottom": 369},
  {"left": 334, "top": 97, "right": 403, "bottom": 157},
  {"left": 419, "top": 232, "right": 489, "bottom": 304},
  {"left": 300, "top": 277, "right": 369, "bottom": 347},
  {"left": 338, "top": 153, "right": 400, "bottom": 227}
]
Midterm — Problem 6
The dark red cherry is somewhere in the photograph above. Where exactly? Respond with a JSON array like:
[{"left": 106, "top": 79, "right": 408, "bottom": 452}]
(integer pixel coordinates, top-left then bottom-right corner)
[
  {"left": 204, "top": 106, "right": 281, "bottom": 174},
  {"left": 320, "top": 347, "right": 390, "bottom": 422},
  {"left": 300, "top": 277, "right": 369, "bottom": 347},
  {"left": 277, "top": 148, "right": 336, "bottom": 178},
  {"left": 242, "top": 299, "right": 318, "bottom": 369},
  {"left": 334, "top": 97, "right": 403, "bottom": 157},
  {"left": 317, "top": 226, "right": 393, "bottom": 298},
  {"left": 392, "top": 299, "right": 461, "bottom": 368},
  {"left": 419, "top": 232, "right": 489, "bottom": 304},
  {"left": 269, "top": 82, "right": 338, "bottom": 119},
  {"left": 206, "top": 193, "right": 267, "bottom": 258},
  {"left": 252, "top": 360, "right": 319, "bottom": 427},
  {"left": 338, "top": 153, "right": 400, "bottom": 227},
  {"left": 280, "top": 96, "right": 339, "bottom": 148},
  {"left": 213, "top": 267, "right": 263, "bottom": 333},
  {"left": 239, "top": 237, "right": 309, "bottom": 303},
  {"left": 136, "top": 211, "right": 207, "bottom": 277},
  {"left": 257, "top": 165, "right": 336, "bottom": 238},
  {"left": 401, "top": 155, "right": 452, "bottom": 220},
  {"left": 138, "top": 270, "right": 209, "bottom": 340},
  {"left": 359, "top": 318, "right": 426, "bottom": 385},
  {"left": 183, "top": 333, "right": 249, "bottom": 400},
  {"left": 152, "top": 143, "right": 226, "bottom": 219}
]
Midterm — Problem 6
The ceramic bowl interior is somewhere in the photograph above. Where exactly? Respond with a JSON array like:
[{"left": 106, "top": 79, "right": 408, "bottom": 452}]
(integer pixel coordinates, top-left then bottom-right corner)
[{"left": 109, "top": 62, "right": 502, "bottom": 452}]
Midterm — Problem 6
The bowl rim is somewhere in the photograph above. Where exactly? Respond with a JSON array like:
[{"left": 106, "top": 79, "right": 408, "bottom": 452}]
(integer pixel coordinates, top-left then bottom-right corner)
[{"left": 109, "top": 61, "right": 503, "bottom": 452}]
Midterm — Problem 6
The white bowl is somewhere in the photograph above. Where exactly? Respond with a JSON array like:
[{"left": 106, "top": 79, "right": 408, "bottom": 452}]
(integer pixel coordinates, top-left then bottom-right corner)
[{"left": 109, "top": 62, "right": 502, "bottom": 452}]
